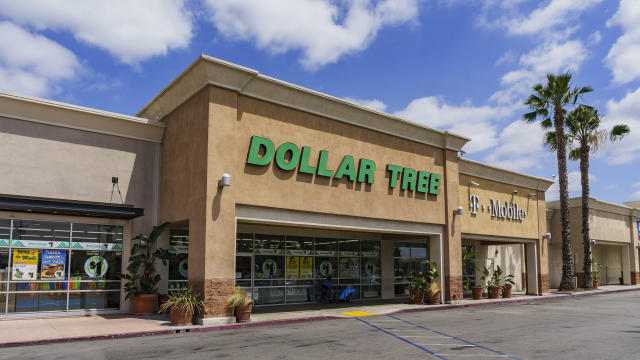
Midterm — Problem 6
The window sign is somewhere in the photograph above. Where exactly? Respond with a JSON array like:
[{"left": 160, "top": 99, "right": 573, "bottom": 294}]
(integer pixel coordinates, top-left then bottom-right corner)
[
  {"left": 286, "top": 256, "right": 300, "bottom": 278},
  {"left": 300, "top": 257, "right": 313, "bottom": 278},
  {"left": 41, "top": 249, "right": 66, "bottom": 280},
  {"left": 12, "top": 249, "right": 39, "bottom": 280},
  {"left": 84, "top": 256, "right": 108, "bottom": 278},
  {"left": 339, "top": 257, "right": 360, "bottom": 279}
]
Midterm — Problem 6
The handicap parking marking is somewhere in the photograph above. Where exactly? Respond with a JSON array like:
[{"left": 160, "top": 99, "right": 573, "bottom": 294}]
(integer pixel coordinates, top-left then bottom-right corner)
[{"left": 340, "top": 310, "right": 377, "bottom": 317}]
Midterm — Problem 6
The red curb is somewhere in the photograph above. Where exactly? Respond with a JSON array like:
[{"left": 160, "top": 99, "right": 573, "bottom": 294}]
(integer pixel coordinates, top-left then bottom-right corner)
[
  {"left": 1, "top": 287, "right": 638, "bottom": 348},
  {"left": 0, "top": 315, "right": 342, "bottom": 349}
]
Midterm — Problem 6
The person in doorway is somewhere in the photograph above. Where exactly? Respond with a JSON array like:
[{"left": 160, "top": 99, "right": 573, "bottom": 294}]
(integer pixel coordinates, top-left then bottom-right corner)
[{"left": 321, "top": 275, "right": 334, "bottom": 303}]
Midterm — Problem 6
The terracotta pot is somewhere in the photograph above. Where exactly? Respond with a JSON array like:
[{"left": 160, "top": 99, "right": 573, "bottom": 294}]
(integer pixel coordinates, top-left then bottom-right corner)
[
  {"left": 409, "top": 289, "right": 424, "bottom": 304},
  {"left": 235, "top": 301, "right": 253, "bottom": 323},
  {"left": 488, "top": 286, "right": 501, "bottom": 299},
  {"left": 429, "top": 290, "right": 441, "bottom": 304},
  {"left": 471, "top": 286, "right": 483, "bottom": 300},
  {"left": 170, "top": 308, "right": 193, "bottom": 326},
  {"left": 593, "top": 279, "right": 599, "bottom": 289},
  {"left": 502, "top": 285, "right": 512, "bottom": 298},
  {"left": 132, "top": 294, "right": 156, "bottom": 314}
]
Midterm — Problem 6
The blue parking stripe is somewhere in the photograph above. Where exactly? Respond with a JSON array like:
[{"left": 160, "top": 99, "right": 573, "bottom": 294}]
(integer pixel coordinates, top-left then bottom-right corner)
[
  {"left": 356, "top": 317, "right": 448, "bottom": 359},
  {"left": 387, "top": 315, "right": 521, "bottom": 360}
]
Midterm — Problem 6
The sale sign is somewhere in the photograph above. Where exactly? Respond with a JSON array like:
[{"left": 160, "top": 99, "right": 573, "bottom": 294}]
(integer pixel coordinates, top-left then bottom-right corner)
[
  {"left": 41, "top": 249, "right": 66, "bottom": 280},
  {"left": 12, "top": 249, "right": 39, "bottom": 281}
]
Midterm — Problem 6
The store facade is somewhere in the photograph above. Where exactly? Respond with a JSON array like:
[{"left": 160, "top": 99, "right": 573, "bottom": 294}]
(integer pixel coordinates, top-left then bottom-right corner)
[
  {"left": 1, "top": 55, "right": 555, "bottom": 321},
  {"left": 547, "top": 198, "right": 640, "bottom": 287},
  {"left": 0, "top": 91, "right": 164, "bottom": 317}
]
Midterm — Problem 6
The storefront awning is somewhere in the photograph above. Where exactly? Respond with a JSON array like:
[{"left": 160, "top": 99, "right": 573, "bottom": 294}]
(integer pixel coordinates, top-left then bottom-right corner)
[{"left": 0, "top": 196, "right": 144, "bottom": 219}]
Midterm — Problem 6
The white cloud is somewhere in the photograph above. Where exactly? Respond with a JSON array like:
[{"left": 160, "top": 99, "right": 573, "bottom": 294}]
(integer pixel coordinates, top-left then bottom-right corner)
[
  {"left": 588, "top": 31, "right": 602, "bottom": 45},
  {"left": 491, "top": 40, "right": 588, "bottom": 104},
  {"left": 0, "top": 22, "right": 81, "bottom": 97},
  {"left": 483, "top": 120, "right": 547, "bottom": 172},
  {"left": 600, "top": 87, "right": 640, "bottom": 164},
  {"left": 605, "top": 0, "right": 640, "bottom": 84},
  {"left": 495, "top": 49, "right": 517, "bottom": 66},
  {"left": 545, "top": 170, "right": 596, "bottom": 201},
  {"left": 343, "top": 97, "right": 387, "bottom": 112},
  {"left": 604, "top": 183, "right": 618, "bottom": 190},
  {"left": 634, "top": 182, "right": 640, "bottom": 188},
  {"left": 0, "top": 0, "right": 193, "bottom": 65},
  {"left": 203, "top": 0, "right": 420, "bottom": 70},
  {"left": 394, "top": 96, "right": 515, "bottom": 153},
  {"left": 502, "top": 0, "right": 602, "bottom": 36}
]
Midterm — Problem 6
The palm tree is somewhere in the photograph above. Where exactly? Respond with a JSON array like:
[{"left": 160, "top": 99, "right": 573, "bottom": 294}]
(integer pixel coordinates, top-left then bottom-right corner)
[
  {"left": 546, "top": 105, "right": 630, "bottom": 288},
  {"left": 524, "top": 73, "right": 592, "bottom": 291}
]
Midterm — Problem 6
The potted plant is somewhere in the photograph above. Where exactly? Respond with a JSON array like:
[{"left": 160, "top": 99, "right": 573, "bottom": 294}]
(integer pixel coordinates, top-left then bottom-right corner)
[
  {"left": 408, "top": 273, "right": 428, "bottom": 304},
  {"left": 227, "top": 287, "right": 254, "bottom": 323},
  {"left": 462, "top": 247, "right": 482, "bottom": 299},
  {"left": 592, "top": 262, "right": 602, "bottom": 289},
  {"left": 159, "top": 288, "right": 204, "bottom": 326},
  {"left": 501, "top": 272, "right": 516, "bottom": 298},
  {"left": 482, "top": 266, "right": 502, "bottom": 299},
  {"left": 121, "top": 222, "right": 171, "bottom": 314},
  {"left": 425, "top": 260, "right": 441, "bottom": 304}
]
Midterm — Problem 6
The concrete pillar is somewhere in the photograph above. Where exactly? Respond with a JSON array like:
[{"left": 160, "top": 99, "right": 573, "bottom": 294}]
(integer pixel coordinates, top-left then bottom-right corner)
[
  {"left": 629, "top": 215, "right": 639, "bottom": 284},
  {"left": 525, "top": 243, "right": 539, "bottom": 295},
  {"left": 536, "top": 190, "right": 550, "bottom": 293},
  {"left": 442, "top": 148, "right": 462, "bottom": 302},
  {"left": 622, "top": 245, "right": 631, "bottom": 285},
  {"left": 381, "top": 240, "right": 394, "bottom": 299},
  {"left": 429, "top": 234, "right": 444, "bottom": 302}
]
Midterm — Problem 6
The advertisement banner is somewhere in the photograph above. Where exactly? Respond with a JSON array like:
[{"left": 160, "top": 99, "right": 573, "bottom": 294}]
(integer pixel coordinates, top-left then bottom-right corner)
[
  {"left": 286, "top": 256, "right": 300, "bottom": 278},
  {"left": 41, "top": 249, "right": 67, "bottom": 280},
  {"left": 12, "top": 249, "right": 39, "bottom": 280},
  {"left": 300, "top": 257, "right": 313, "bottom": 278}
]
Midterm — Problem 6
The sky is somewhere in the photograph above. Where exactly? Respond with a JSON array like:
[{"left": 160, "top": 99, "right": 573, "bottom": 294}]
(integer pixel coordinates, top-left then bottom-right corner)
[{"left": 0, "top": 0, "right": 639, "bottom": 204}]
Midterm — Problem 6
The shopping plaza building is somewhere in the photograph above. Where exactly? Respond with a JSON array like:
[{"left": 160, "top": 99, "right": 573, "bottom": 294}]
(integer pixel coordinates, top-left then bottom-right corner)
[{"left": 0, "top": 55, "right": 638, "bottom": 323}]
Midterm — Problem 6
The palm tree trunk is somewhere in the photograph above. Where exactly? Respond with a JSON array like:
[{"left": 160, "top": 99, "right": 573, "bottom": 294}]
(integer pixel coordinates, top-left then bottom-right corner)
[
  {"left": 580, "top": 143, "right": 593, "bottom": 288},
  {"left": 555, "top": 106, "right": 574, "bottom": 291}
]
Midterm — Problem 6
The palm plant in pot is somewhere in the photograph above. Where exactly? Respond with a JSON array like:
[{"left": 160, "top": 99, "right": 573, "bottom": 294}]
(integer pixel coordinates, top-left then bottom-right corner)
[
  {"left": 425, "top": 260, "right": 441, "bottom": 304},
  {"left": 227, "top": 287, "right": 254, "bottom": 323},
  {"left": 121, "top": 222, "right": 171, "bottom": 314},
  {"left": 482, "top": 266, "right": 502, "bottom": 299},
  {"left": 408, "top": 273, "right": 428, "bottom": 304},
  {"left": 501, "top": 272, "right": 516, "bottom": 298},
  {"left": 159, "top": 288, "right": 204, "bottom": 326},
  {"left": 592, "top": 262, "right": 602, "bottom": 289}
]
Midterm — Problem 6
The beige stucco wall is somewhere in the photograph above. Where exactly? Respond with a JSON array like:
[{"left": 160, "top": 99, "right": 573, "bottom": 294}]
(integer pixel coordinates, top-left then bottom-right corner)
[
  {"left": 589, "top": 209, "right": 631, "bottom": 243},
  {"left": 0, "top": 115, "right": 160, "bottom": 235},
  {"left": 459, "top": 174, "right": 541, "bottom": 239},
  {"left": 231, "top": 94, "right": 446, "bottom": 224}
]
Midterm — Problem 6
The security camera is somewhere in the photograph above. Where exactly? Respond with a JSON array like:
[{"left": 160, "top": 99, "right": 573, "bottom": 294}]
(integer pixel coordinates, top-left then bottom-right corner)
[
  {"left": 590, "top": 239, "right": 596, "bottom": 246},
  {"left": 470, "top": 181, "right": 480, "bottom": 187}
]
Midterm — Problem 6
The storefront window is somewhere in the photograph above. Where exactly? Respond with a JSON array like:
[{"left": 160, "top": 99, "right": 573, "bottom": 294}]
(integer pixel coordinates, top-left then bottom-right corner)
[
  {"left": 394, "top": 240, "right": 429, "bottom": 296},
  {"left": 235, "top": 232, "right": 381, "bottom": 305},
  {"left": 0, "top": 219, "right": 123, "bottom": 315},
  {"left": 168, "top": 229, "right": 189, "bottom": 291}
]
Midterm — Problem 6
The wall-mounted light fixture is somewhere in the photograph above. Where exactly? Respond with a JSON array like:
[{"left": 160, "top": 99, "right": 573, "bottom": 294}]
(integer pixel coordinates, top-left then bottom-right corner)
[
  {"left": 218, "top": 173, "right": 231, "bottom": 187},
  {"left": 513, "top": 189, "right": 518, "bottom": 194},
  {"left": 453, "top": 206, "right": 464, "bottom": 215},
  {"left": 469, "top": 181, "right": 480, "bottom": 187},
  {"left": 543, "top": 233, "right": 551, "bottom": 240},
  {"left": 590, "top": 239, "right": 597, "bottom": 246}
]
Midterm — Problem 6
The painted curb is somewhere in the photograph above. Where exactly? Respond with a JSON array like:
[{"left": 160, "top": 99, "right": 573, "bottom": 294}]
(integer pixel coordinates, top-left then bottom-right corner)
[
  {"left": 0, "top": 315, "right": 342, "bottom": 349},
  {"left": 1, "top": 287, "right": 638, "bottom": 348}
]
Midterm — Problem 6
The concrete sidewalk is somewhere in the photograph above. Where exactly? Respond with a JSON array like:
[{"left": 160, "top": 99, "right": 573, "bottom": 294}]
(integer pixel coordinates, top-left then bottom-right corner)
[{"left": 1, "top": 284, "right": 639, "bottom": 348}]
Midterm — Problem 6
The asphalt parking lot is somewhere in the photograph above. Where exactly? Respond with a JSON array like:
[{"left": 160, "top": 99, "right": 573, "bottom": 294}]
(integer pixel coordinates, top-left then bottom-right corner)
[{"left": 5, "top": 291, "right": 640, "bottom": 360}]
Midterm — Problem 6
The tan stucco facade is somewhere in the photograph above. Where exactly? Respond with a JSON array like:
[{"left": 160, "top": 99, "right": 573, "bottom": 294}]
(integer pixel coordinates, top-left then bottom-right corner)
[
  {"left": 1, "top": 55, "right": 563, "bottom": 320},
  {"left": 548, "top": 198, "right": 640, "bottom": 288}
]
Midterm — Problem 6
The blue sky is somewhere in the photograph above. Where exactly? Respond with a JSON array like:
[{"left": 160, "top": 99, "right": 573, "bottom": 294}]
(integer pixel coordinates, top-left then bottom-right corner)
[{"left": 1, "top": 0, "right": 639, "bottom": 204}]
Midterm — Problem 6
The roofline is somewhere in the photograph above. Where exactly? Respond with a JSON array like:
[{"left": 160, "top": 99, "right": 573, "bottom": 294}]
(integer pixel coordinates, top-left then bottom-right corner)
[
  {"left": 137, "top": 55, "right": 471, "bottom": 152},
  {"left": 0, "top": 90, "right": 165, "bottom": 143},
  {"left": 547, "top": 197, "right": 640, "bottom": 217},
  {"left": 458, "top": 157, "right": 555, "bottom": 191}
]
